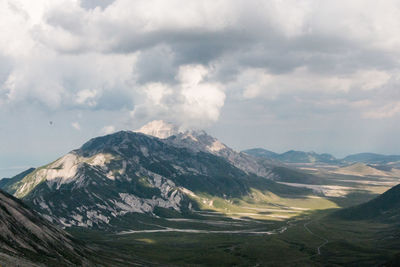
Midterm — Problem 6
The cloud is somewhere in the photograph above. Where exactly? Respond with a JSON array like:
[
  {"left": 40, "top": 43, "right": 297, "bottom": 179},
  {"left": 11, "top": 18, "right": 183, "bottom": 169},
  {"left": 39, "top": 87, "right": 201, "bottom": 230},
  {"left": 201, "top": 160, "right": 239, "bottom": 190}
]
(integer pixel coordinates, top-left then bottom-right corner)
[
  {"left": 2, "top": 0, "right": 400, "bottom": 115},
  {"left": 131, "top": 64, "right": 225, "bottom": 128},
  {"left": 1, "top": 51, "right": 138, "bottom": 109},
  {"left": 100, "top": 125, "right": 116, "bottom": 134},
  {"left": 240, "top": 67, "right": 392, "bottom": 100},
  {"left": 363, "top": 102, "right": 400, "bottom": 119},
  {"left": 76, "top": 89, "right": 98, "bottom": 107},
  {"left": 80, "top": 0, "right": 115, "bottom": 10},
  {"left": 2, "top": 0, "right": 400, "bottom": 163},
  {"left": 71, "top": 122, "right": 81, "bottom": 130}
]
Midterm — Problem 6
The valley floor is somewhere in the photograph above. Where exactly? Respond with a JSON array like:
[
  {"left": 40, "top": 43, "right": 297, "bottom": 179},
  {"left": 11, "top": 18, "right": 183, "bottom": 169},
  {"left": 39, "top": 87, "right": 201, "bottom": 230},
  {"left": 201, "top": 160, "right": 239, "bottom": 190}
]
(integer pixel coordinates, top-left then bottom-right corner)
[
  {"left": 67, "top": 169, "right": 400, "bottom": 266},
  {"left": 67, "top": 209, "right": 400, "bottom": 266}
]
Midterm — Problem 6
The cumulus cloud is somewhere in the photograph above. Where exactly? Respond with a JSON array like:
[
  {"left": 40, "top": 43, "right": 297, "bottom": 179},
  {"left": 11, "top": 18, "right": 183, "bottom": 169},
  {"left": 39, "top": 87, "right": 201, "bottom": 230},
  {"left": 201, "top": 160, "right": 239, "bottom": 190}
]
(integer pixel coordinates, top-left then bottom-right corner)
[
  {"left": 76, "top": 89, "right": 98, "bottom": 107},
  {"left": 132, "top": 64, "right": 225, "bottom": 128}
]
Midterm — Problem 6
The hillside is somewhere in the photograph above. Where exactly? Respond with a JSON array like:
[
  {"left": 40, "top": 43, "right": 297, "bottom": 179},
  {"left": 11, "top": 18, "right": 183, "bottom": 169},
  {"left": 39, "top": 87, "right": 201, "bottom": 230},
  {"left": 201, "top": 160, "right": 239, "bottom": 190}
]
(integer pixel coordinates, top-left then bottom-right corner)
[
  {"left": 0, "top": 190, "right": 91, "bottom": 266},
  {"left": 335, "top": 183, "right": 400, "bottom": 222},
  {"left": 334, "top": 162, "right": 389, "bottom": 177},
  {"left": 271, "top": 166, "right": 328, "bottom": 185},
  {"left": 0, "top": 168, "right": 36, "bottom": 194}
]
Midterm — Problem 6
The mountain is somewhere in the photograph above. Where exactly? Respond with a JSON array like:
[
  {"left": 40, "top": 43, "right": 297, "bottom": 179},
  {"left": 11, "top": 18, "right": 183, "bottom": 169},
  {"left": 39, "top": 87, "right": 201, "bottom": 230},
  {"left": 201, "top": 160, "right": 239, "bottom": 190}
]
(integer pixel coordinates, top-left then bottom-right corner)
[
  {"left": 0, "top": 168, "right": 35, "bottom": 194},
  {"left": 243, "top": 148, "right": 339, "bottom": 164},
  {"left": 241, "top": 148, "right": 279, "bottom": 159},
  {"left": 0, "top": 189, "right": 91, "bottom": 266},
  {"left": 1, "top": 127, "right": 309, "bottom": 229},
  {"left": 278, "top": 150, "right": 338, "bottom": 163},
  {"left": 164, "top": 131, "right": 274, "bottom": 178},
  {"left": 335, "top": 183, "right": 400, "bottom": 222},
  {"left": 334, "top": 162, "right": 390, "bottom": 177},
  {"left": 271, "top": 166, "right": 328, "bottom": 185},
  {"left": 343, "top": 153, "right": 400, "bottom": 164},
  {"left": 137, "top": 121, "right": 275, "bottom": 178}
]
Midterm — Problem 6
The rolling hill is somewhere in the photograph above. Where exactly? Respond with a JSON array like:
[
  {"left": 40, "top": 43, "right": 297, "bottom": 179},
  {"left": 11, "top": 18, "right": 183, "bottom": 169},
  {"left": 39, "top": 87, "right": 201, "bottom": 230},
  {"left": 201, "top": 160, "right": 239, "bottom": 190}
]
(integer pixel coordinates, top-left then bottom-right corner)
[
  {"left": 334, "top": 162, "right": 390, "bottom": 177},
  {"left": 335, "top": 183, "right": 400, "bottom": 222}
]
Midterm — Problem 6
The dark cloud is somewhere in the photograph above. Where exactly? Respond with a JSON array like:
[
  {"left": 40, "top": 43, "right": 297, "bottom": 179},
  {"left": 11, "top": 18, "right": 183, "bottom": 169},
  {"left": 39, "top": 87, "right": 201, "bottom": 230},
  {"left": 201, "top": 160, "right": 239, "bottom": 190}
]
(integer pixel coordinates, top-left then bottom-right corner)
[
  {"left": 80, "top": 0, "right": 115, "bottom": 10},
  {"left": 135, "top": 45, "right": 176, "bottom": 84}
]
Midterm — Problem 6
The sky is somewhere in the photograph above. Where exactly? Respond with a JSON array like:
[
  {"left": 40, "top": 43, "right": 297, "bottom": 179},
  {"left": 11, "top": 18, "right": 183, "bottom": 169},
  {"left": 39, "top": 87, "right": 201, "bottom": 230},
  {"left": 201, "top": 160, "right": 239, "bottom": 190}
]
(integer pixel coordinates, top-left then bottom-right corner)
[{"left": 1, "top": 0, "right": 400, "bottom": 177}]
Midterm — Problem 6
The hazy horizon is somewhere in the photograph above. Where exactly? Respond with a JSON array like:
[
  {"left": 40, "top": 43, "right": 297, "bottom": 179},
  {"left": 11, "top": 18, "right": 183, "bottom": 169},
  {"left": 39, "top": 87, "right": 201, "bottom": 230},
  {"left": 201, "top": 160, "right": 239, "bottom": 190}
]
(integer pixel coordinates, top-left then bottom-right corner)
[{"left": 0, "top": 119, "right": 397, "bottom": 178}]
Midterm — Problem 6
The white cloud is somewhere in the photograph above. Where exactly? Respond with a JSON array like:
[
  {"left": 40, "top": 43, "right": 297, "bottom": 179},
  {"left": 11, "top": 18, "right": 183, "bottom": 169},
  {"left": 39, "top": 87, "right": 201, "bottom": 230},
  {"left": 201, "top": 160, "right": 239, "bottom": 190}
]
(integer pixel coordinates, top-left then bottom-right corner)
[
  {"left": 363, "top": 102, "right": 400, "bottom": 119},
  {"left": 142, "top": 83, "right": 173, "bottom": 106},
  {"left": 132, "top": 64, "right": 225, "bottom": 128},
  {"left": 76, "top": 89, "right": 98, "bottom": 107},
  {"left": 180, "top": 65, "right": 225, "bottom": 126},
  {"left": 71, "top": 122, "right": 81, "bottom": 130},
  {"left": 100, "top": 125, "right": 116, "bottom": 134},
  {"left": 240, "top": 67, "right": 393, "bottom": 100},
  {"left": 1, "top": 51, "right": 137, "bottom": 109}
]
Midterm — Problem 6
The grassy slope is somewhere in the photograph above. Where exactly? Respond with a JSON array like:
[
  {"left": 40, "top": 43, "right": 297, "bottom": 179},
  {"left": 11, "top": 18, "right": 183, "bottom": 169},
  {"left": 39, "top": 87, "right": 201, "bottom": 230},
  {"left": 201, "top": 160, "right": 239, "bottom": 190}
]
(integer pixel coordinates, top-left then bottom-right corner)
[
  {"left": 335, "top": 184, "right": 400, "bottom": 222},
  {"left": 68, "top": 208, "right": 400, "bottom": 266}
]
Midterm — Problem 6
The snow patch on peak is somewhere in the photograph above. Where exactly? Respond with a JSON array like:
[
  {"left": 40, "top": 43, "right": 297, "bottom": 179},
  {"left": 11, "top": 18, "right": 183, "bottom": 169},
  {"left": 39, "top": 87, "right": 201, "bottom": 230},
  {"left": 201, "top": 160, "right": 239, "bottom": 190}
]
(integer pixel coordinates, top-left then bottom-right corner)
[{"left": 135, "top": 120, "right": 181, "bottom": 139}]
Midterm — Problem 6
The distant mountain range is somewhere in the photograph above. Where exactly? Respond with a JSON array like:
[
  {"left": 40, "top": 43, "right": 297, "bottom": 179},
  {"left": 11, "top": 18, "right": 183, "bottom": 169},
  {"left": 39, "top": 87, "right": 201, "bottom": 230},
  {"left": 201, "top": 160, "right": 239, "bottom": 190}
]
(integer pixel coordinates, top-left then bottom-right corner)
[
  {"left": 343, "top": 153, "right": 400, "bottom": 164},
  {"left": 0, "top": 189, "right": 91, "bottom": 266},
  {"left": 243, "top": 148, "right": 340, "bottom": 164},
  {"left": 243, "top": 148, "right": 400, "bottom": 165}
]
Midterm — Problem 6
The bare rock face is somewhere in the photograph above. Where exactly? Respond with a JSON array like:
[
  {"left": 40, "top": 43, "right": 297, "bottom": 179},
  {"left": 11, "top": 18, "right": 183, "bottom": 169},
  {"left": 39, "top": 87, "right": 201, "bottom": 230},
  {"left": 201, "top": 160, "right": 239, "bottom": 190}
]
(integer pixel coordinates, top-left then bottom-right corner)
[
  {"left": 164, "top": 128, "right": 274, "bottom": 179},
  {"left": 0, "top": 190, "right": 91, "bottom": 266}
]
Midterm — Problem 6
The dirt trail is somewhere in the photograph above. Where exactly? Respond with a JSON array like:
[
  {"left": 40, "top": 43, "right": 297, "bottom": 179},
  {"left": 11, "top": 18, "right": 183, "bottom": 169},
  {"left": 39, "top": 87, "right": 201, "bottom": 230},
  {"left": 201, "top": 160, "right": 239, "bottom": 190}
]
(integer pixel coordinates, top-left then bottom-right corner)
[{"left": 304, "top": 221, "right": 329, "bottom": 255}]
